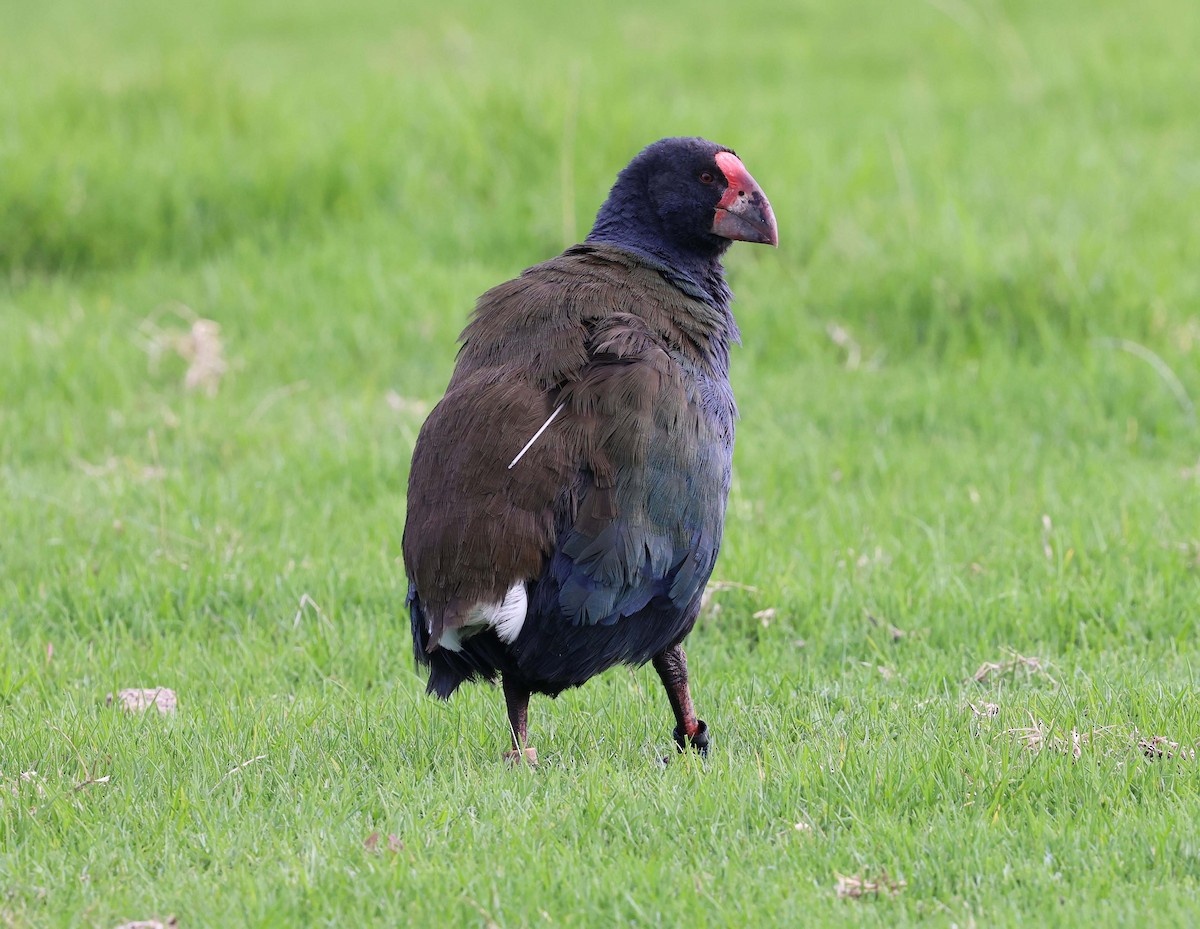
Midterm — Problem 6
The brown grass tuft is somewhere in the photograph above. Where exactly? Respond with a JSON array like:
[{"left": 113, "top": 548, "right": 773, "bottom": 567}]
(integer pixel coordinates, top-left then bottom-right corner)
[
  {"left": 139, "top": 305, "right": 227, "bottom": 395},
  {"left": 835, "top": 871, "right": 906, "bottom": 898},
  {"left": 1008, "top": 716, "right": 1085, "bottom": 759},
  {"left": 106, "top": 688, "right": 177, "bottom": 715},
  {"left": 753, "top": 607, "right": 777, "bottom": 627},
  {"left": 1138, "top": 735, "right": 1196, "bottom": 762},
  {"left": 364, "top": 831, "right": 404, "bottom": 854},
  {"left": 971, "top": 649, "right": 1058, "bottom": 688}
]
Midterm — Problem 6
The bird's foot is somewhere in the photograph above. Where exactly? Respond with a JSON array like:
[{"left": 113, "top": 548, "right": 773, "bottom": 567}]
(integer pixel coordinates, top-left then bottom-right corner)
[
  {"left": 671, "top": 720, "right": 710, "bottom": 757},
  {"left": 503, "top": 746, "right": 539, "bottom": 767}
]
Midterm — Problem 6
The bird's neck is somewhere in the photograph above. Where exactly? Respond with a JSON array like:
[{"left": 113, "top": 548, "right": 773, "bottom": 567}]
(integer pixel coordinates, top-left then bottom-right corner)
[
  {"left": 586, "top": 205, "right": 733, "bottom": 314},
  {"left": 588, "top": 228, "right": 734, "bottom": 316}
]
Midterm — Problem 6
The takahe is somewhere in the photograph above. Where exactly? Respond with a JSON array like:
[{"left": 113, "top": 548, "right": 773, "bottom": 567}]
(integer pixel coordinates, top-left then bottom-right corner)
[{"left": 403, "top": 137, "right": 777, "bottom": 762}]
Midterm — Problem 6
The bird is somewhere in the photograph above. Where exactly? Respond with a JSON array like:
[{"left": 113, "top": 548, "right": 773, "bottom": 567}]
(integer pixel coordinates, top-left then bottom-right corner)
[{"left": 403, "top": 136, "right": 777, "bottom": 763}]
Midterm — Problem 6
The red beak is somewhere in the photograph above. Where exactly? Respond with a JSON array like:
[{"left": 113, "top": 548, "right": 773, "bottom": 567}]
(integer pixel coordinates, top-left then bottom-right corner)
[{"left": 710, "top": 151, "right": 778, "bottom": 247}]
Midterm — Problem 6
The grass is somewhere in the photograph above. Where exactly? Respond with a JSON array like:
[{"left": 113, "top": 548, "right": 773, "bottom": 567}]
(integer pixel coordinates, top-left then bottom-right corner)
[{"left": 2, "top": 0, "right": 1200, "bottom": 925}]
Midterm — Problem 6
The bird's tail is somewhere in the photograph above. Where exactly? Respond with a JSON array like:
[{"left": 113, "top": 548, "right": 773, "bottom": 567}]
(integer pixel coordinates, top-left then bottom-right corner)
[{"left": 407, "top": 585, "right": 502, "bottom": 698}]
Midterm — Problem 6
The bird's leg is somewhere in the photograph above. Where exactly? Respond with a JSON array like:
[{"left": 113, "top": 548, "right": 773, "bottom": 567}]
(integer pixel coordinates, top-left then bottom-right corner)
[
  {"left": 501, "top": 675, "right": 538, "bottom": 766},
  {"left": 652, "top": 644, "right": 710, "bottom": 755}
]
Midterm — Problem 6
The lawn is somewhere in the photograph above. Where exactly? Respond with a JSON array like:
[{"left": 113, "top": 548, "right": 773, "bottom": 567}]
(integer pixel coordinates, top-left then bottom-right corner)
[{"left": 2, "top": 0, "right": 1200, "bottom": 925}]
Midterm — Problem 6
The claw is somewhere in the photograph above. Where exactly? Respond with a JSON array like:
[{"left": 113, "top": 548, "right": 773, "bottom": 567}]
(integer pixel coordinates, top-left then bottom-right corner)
[
  {"left": 503, "top": 746, "right": 539, "bottom": 766},
  {"left": 671, "top": 720, "right": 710, "bottom": 757}
]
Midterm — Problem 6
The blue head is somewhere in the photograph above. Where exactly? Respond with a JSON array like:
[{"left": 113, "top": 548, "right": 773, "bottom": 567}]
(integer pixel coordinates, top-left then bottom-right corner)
[{"left": 587, "top": 137, "right": 777, "bottom": 304}]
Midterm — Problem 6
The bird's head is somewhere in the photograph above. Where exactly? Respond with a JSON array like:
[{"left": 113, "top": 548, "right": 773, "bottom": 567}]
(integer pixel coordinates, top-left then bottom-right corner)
[{"left": 587, "top": 137, "right": 778, "bottom": 266}]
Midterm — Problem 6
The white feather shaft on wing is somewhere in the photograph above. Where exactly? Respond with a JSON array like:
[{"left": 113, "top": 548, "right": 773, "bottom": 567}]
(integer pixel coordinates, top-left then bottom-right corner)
[{"left": 507, "top": 403, "right": 565, "bottom": 469}]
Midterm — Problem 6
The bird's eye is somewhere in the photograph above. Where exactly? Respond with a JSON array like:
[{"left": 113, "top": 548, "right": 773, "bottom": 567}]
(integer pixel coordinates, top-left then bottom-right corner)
[{"left": 699, "top": 172, "right": 715, "bottom": 184}]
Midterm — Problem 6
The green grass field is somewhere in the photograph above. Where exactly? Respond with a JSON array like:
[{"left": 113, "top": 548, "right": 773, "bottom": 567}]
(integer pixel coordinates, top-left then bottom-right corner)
[{"left": 3, "top": 0, "right": 1200, "bottom": 925}]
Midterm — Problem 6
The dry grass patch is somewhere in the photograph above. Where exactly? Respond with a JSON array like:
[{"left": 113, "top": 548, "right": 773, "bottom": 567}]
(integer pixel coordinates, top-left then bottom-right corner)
[
  {"left": 111, "top": 918, "right": 177, "bottom": 929},
  {"left": 107, "top": 688, "right": 177, "bottom": 715},
  {"left": 1007, "top": 715, "right": 1089, "bottom": 759},
  {"left": 835, "top": 871, "right": 907, "bottom": 899},
  {"left": 971, "top": 650, "right": 1058, "bottom": 688},
  {"left": 139, "top": 305, "right": 227, "bottom": 396},
  {"left": 1137, "top": 735, "right": 1197, "bottom": 762},
  {"left": 363, "top": 832, "right": 404, "bottom": 854}
]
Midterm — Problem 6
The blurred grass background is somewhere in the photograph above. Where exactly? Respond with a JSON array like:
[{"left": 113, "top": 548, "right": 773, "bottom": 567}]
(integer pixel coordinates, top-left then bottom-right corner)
[{"left": 2, "top": 0, "right": 1199, "bottom": 926}]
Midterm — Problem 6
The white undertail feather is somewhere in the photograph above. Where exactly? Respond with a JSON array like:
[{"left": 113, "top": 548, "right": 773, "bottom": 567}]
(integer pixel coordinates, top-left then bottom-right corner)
[
  {"left": 434, "top": 582, "right": 528, "bottom": 651},
  {"left": 489, "top": 583, "right": 528, "bottom": 643},
  {"left": 508, "top": 403, "right": 565, "bottom": 469},
  {"left": 437, "top": 627, "right": 465, "bottom": 652}
]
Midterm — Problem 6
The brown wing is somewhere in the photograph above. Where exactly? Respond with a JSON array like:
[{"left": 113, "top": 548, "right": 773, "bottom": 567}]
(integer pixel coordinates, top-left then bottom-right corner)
[{"left": 403, "top": 369, "right": 571, "bottom": 645}]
